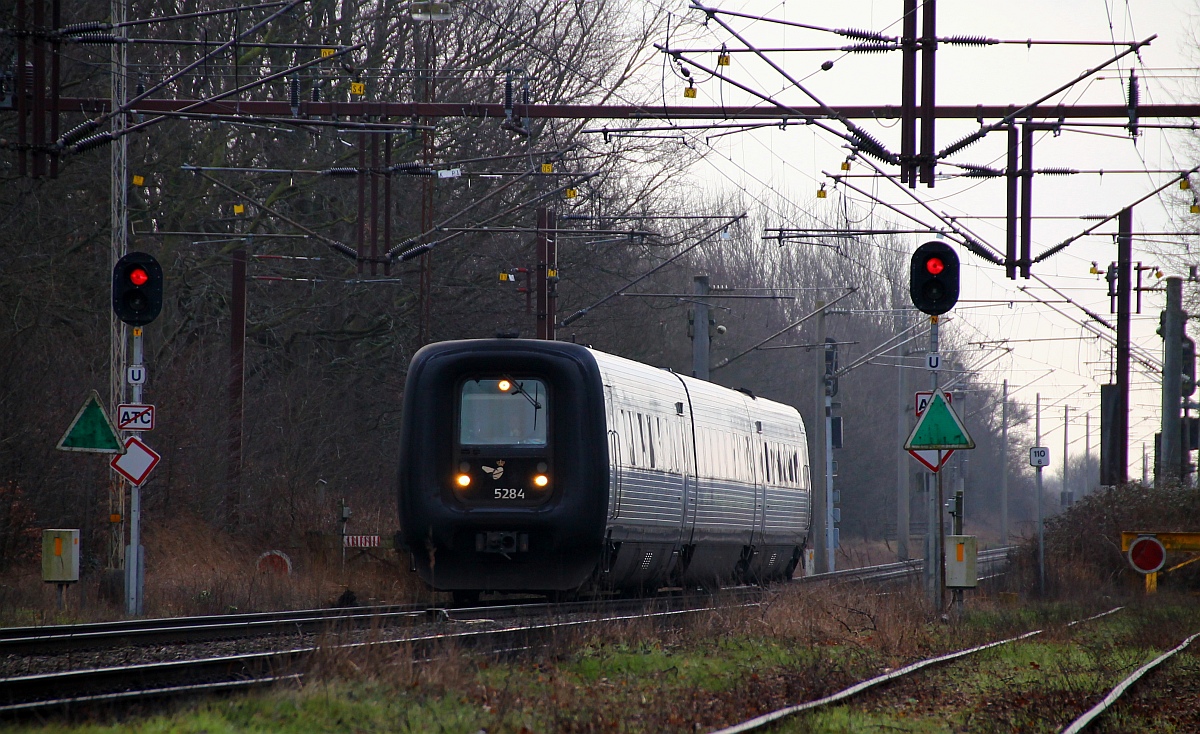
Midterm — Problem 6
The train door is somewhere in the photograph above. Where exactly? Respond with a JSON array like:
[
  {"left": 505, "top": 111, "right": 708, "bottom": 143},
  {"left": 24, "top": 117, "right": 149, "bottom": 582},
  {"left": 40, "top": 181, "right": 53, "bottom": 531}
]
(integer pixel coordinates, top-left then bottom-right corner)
[
  {"left": 745, "top": 405, "right": 765, "bottom": 551},
  {"left": 604, "top": 384, "right": 622, "bottom": 519},
  {"left": 749, "top": 433, "right": 765, "bottom": 549},
  {"left": 676, "top": 385, "right": 698, "bottom": 546}
]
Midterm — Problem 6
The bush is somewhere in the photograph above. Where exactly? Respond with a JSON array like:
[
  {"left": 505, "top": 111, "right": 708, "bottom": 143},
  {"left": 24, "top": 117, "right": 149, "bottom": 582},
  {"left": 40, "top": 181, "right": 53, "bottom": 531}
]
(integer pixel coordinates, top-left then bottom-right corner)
[{"left": 1019, "top": 482, "right": 1200, "bottom": 592}]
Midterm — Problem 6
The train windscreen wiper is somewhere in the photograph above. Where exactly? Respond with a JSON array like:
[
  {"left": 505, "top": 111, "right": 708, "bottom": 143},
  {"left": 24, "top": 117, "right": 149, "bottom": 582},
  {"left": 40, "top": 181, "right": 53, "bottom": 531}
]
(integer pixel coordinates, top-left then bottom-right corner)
[{"left": 504, "top": 377, "right": 542, "bottom": 411}]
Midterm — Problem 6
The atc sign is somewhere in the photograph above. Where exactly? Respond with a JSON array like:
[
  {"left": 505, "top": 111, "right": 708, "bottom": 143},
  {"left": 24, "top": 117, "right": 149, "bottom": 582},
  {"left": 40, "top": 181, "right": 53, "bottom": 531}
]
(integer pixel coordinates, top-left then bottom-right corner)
[{"left": 116, "top": 404, "right": 155, "bottom": 431}]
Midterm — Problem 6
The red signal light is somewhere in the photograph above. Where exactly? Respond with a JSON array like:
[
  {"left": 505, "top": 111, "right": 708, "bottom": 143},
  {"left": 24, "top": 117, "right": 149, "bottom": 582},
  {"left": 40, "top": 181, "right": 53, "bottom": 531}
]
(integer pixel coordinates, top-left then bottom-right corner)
[
  {"left": 128, "top": 267, "right": 149, "bottom": 286},
  {"left": 925, "top": 257, "right": 945, "bottom": 275}
]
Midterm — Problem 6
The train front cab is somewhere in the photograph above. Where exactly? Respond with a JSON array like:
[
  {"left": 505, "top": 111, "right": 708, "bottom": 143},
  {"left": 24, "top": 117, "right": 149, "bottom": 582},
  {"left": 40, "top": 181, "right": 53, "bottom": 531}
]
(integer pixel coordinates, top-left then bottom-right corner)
[{"left": 397, "top": 340, "right": 609, "bottom": 594}]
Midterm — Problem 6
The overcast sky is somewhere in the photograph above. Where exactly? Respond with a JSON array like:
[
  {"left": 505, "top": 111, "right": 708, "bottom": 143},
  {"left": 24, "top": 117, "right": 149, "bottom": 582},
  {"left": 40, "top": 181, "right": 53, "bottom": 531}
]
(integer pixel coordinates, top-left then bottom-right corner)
[{"left": 632, "top": 0, "right": 1200, "bottom": 477}]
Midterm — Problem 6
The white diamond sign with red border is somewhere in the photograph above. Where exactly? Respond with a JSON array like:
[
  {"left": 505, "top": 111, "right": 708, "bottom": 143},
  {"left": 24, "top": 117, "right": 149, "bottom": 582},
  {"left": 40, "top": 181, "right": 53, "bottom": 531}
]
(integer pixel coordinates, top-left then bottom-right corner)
[{"left": 110, "top": 436, "right": 161, "bottom": 486}]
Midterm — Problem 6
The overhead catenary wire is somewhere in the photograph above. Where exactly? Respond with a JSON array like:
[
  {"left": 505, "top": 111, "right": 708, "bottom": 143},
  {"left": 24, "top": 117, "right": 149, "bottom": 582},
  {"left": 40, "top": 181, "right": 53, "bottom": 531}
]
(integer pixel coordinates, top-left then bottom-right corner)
[{"left": 558, "top": 214, "right": 747, "bottom": 327}]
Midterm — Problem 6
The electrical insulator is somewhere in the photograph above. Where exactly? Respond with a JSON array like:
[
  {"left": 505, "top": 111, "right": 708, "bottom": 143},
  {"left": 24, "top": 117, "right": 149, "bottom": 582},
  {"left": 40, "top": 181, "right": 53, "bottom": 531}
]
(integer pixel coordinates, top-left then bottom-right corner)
[{"left": 1127, "top": 69, "right": 1140, "bottom": 138}]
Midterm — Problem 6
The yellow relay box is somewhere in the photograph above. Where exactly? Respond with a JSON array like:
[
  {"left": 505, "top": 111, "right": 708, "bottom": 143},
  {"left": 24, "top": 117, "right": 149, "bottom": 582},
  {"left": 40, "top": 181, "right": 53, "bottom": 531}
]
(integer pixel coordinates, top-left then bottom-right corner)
[
  {"left": 945, "top": 535, "right": 977, "bottom": 588},
  {"left": 42, "top": 529, "right": 80, "bottom": 583}
]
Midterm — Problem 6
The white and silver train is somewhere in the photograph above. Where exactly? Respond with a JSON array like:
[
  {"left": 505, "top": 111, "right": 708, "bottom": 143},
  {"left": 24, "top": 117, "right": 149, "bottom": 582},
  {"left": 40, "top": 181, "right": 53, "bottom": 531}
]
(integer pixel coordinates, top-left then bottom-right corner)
[{"left": 397, "top": 338, "right": 811, "bottom": 598}]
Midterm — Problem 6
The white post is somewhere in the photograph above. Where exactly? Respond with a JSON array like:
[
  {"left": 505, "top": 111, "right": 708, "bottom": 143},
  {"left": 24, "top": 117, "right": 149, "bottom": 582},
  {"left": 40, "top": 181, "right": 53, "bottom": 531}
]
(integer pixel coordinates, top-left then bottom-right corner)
[
  {"left": 125, "top": 328, "right": 144, "bottom": 616},
  {"left": 1036, "top": 393, "right": 1045, "bottom": 596},
  {"left": 825, "top": 390, "right": 836, "bottom": 572},
  {"left": 1085, "top": 411, "right": 1091, "bottom": 497},
  {"left": 1000, "top": 380, "right": 1009, "bottom": 545},
  {"left": 896, "top": 315, "right": 910, "bottom": 561},
  {"left": 927, "top": 316, "right": 943, "bottom": 614},
  {"left": 1063, "top": 405, "right": 1070, "bottom": 506}
]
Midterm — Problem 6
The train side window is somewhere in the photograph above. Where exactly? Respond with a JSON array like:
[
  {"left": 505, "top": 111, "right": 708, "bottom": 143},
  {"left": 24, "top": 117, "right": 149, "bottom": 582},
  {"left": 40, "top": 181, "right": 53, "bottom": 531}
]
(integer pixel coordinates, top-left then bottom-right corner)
[
  {"left": 702, "top": 428, "right": 713, "bottom": 477},
  {"left": 666, "top": 419, "right": 672, "bottom": 472},
  {"left": 720, "top": 429, "right": 729, "bottom": 482},
  {"left": 628, "top": 412, "right": 638, "bottom": 465},
  {"left": 663, "top": 418, "right": 675, "bottom": 473},
  {"left": 655, "top": 416, "right": 668, "bottom": 472},
  {"left": 712, "top": 429, "right": 720, "bottom": 479},
  {"left": 700, "top": 426, "right": 710, "bottom": 479},
  {"left": 646, "top": 414, "right": 656, "bottom": 469},
  {"left": 706, "top": 429, "right": 717, "bottom": 479},
  {"left": 724, "top": 432, "right": 734, "bottom": 481}
]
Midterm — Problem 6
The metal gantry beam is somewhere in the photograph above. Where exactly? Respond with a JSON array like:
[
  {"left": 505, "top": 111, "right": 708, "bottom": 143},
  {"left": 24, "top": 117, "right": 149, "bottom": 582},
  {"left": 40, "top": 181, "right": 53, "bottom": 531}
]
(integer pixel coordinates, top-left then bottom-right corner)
[{"left": 27, "top": 99, "right": 1200, "bottom": 123}]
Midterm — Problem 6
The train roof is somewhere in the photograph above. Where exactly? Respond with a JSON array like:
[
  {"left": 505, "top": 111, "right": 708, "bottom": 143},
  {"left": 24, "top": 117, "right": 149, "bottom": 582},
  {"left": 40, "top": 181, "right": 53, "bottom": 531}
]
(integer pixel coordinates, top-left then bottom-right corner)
[{"left": 412, "top": 338, "right": 802, "bottom": 428}]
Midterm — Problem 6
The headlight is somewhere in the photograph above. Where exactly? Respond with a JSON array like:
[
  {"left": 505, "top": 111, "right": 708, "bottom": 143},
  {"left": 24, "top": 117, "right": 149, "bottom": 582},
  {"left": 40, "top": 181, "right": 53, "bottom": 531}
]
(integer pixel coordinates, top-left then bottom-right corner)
[
  {"left": 533, "top": 474, "right": 549, "bottom": 488},
  {"left": 455, "top": 473, "right": 472, "bottom": 487}
]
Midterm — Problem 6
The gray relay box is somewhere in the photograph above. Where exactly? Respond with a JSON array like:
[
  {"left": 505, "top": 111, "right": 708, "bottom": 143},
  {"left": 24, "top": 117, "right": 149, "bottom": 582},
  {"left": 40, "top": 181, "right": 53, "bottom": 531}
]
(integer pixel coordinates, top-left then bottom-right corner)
[
  {"left": 42, "top": 529, "right": 80, "bottom": 583},
  {"left": 945, "top": 535, "right": 977, "bottom": 588}
]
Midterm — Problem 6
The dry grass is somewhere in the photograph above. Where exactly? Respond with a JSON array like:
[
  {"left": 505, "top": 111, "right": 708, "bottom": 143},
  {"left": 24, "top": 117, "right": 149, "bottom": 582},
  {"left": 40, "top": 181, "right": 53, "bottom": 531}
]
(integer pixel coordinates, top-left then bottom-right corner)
[
  {"left": 0, "top": 510, "right": 434, "bottom": 625},
  {"left": 835, "top": 538, "right": 904, "bottom": 568}
]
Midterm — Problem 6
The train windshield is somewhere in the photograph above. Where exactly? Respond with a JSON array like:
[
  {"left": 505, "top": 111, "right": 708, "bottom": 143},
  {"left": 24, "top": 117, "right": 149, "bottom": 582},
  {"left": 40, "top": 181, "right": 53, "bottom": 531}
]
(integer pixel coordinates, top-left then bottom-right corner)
[{"left": 459, "top": 378, "right": 548, "bottom": 446}]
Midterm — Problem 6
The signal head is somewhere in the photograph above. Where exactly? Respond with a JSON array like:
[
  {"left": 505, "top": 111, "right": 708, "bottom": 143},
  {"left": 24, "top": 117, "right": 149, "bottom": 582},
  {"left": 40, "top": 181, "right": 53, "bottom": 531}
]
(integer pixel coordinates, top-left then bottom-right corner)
[
  {"left": 910, "top": 241, "right": 960, "bottom": 315},
  {"left": 112, "top": 252, "right": 163, "bottom": 326}
]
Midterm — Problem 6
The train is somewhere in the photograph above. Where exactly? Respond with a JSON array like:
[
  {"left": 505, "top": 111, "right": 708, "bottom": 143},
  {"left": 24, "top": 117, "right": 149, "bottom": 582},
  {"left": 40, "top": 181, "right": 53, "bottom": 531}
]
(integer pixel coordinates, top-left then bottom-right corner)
[{"left": 396, "top": 337, "right": 812, "bottom": 600}]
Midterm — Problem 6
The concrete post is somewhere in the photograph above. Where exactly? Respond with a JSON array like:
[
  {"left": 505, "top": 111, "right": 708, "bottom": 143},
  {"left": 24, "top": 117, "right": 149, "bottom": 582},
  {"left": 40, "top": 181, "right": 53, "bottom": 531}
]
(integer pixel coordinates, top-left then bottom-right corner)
[
  {"left": 692, "top": 276, "right": 710, "bottom": 380},
  {"left": 1161, "top": 276, "right": 1183, "bottom": 484}
]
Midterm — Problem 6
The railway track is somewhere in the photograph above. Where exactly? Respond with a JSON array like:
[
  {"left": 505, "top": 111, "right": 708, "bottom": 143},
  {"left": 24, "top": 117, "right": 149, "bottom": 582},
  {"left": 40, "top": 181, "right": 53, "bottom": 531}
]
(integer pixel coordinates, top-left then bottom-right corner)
[
  {"left": 0, "top": 548, "right": 1015, "bottom": 716},
  {"left": 713, "top": 604, "right": 1200, "bottom": 733},
  {"left": 799, "top": 545, "right": 1013, "bottom": 585},
  {"left": 0, "top": 545, "right": 1012, "bottom": 658},
  {"left": 711, "top": 606, "right": 1127, "bottom": 734},
  {"left": 0, "top": 592, "right": 759, "bottom": 714},
  {"left": 1061, "top": 628, "right": 1200, "bottom": 733},
  {"left": 0, "top": 604, "right": 427, "bottom": 655}
]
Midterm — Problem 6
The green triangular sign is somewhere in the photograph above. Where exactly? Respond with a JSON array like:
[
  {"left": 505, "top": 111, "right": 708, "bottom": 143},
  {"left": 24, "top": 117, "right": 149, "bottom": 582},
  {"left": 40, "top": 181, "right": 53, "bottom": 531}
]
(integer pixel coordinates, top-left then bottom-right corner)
[
  {"left": 56, "top": 390, "right": 125, "bottom": 454},
  {"left": 904, "top": 388, "right": 974, "bottom": 450}
]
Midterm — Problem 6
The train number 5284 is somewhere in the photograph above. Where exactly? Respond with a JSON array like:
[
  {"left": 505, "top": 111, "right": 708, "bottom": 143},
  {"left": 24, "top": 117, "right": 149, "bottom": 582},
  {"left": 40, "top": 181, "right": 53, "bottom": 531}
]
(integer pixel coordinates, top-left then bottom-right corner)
[{"left": 494, "top": 487, "right": 525, "bottom": 500}]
